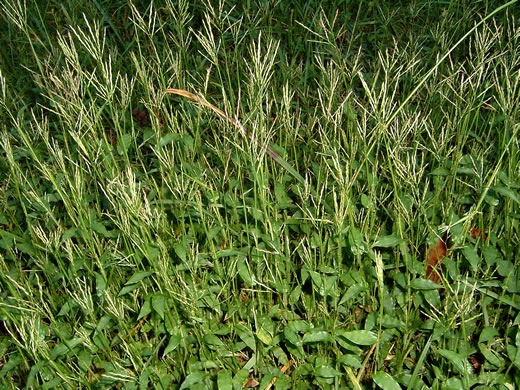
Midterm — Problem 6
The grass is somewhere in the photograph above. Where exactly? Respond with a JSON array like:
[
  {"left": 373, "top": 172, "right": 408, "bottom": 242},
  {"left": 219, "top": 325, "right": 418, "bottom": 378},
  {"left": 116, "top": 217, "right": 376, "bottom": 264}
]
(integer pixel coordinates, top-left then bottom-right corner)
[{"left": 0, "top": 0, "right": 519, "bottom": 388}]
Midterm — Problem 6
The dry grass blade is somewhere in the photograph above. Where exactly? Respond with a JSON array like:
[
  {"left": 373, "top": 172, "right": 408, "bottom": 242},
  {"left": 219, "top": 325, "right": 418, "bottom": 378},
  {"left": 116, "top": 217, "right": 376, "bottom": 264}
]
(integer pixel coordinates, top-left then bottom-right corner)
[
  {"left": 165, "top": 88, "right": 314, "bottom": 196},
  {"left": 165, "top": 88, "right": 280, "bottom": 160}
]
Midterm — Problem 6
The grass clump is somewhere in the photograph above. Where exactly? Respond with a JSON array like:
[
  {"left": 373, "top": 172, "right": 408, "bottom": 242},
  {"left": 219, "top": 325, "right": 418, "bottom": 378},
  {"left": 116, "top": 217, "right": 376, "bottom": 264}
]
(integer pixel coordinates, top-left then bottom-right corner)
[{"left": 0, "top": 0, "right": 519, "bottom": 388}]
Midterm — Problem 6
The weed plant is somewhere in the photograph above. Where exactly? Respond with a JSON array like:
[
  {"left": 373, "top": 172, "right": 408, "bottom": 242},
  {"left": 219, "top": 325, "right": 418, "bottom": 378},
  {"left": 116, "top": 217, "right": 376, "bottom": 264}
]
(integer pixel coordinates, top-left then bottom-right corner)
[{"left": 0, "top": 0, "right": 519, "bottom": 388}]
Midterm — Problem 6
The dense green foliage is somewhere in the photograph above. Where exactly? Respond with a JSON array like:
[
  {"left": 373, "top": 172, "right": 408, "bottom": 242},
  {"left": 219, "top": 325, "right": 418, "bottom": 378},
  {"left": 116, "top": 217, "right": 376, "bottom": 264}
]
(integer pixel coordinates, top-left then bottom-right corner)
[{"left": 1, "top": 0, "right": 519, "bottom": 388}]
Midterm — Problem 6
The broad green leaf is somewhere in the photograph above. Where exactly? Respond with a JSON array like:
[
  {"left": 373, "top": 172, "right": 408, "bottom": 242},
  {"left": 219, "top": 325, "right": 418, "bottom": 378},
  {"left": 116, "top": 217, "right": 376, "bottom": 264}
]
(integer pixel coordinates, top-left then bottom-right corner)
[
  {"left": 140, "top": 367, "right": 151, "bottom": 390},
  {"left": 237, "top": 257, "right": 253, "bottom": 286},
  {"left": 57, "top": 301, "right": 74, "bottom": 317},
  {"left": 50, "top": 338, "right": 83, "bottom": 360},
  {"left": 235, "top": 324, "right": 256, "bottom": 351},
  {"left": 217, "top": 369, "right": 232, "bottom": 390},
  {"left": 478, "top": 344, "right": 504, "bottom": 366},
  {"left": 164, "top": 334, "right": 181, "bottom": 356},
  {"left": 373, "top": 371, "right": 401, "bottom": 390},
  {"left": 479, "top": 327, "right": 498, "bottom": 343},
  {"left": 125, "top": 271, "right": 154, "bottom": 285},
  {"left": 339, "top": 283, "right": 364, "bottom": 305},
  {"left": 233, "top": 369, "right": 249, "bottom": 389},
  {"left": 203, "top": 334, "right": 225, "bottom": 347},
  {"left": 179, "top": 371, "right": 205, "bottom": 390},
  {"left": 349, "top": 227, "right": 366, "bottom": 256},
  {"left": 494, "top": 186, "right": 520, "bottom": 204},
  {"left": 431, "top": 167, "right": 449, "bottom": 176},
  {"left": 159, "top": 133, "right": 178, "bottom": 147},
  {"left": 256, "top": 327, "right": 273, "bottom": 345},
  {"left": 117, "top": 133, "right": 132, "bottom": 155},
  {"left": 95, "top": 272, "right": 107, "bottom": 297},
  {"left": 0, "top": 353, "right": 23, "bottom": 378},
  {"left": 302, "top": 330, "right": 331, "bottom": 343},
  {"left": 289, "top": 285, "right": 301, "bottom": 305},
  {"left": 483, "top": 246, "right": 501, "bottom": 265},
  {"left": 96, "top": 315, "right": 112, "bottom": 332},
  {"left": 337, "top": 354, "right": 362, "bottom": 368},
  {"left": 174, "top": 242, "right": 187, "bottom": 262},
  {"left": 26, "top": 361, "right": 46, "bottom": 389},
  {"left": 284, "top": 327, "right": 300, "bottom": 346},
  {"left": 373, "top": 234, "right": 402, "bottom": 248},
  {"left": 152, "top": 294, "right": 166, "bottom": 319},
  {"left": 410, "top": 278, "right": 441, "bottom": 290},
  {"left": 439, "top": 349, "right": 472, "bottom": 375},
  {"left": 314, "top": 366, "right": 342, "bottom": 378},
  {"left": 91, "top": 221, "right": 112, "bottom": 238},
  {"left": 462, "top": 246, "right": 480, "bottom": 272},
  {"left": 118, "top": 283, "right": 139, "bottom": 297},
  {"left": 342, "top": 330, "right": 377, "bottom": 346}
]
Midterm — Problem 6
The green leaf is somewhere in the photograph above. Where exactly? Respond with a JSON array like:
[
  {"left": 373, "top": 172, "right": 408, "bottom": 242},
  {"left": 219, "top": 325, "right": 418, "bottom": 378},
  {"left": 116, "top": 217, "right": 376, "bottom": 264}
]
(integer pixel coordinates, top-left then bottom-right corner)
[
  {"left": 179, "top": 371, "right": 205, "bottom": 390},
  {"left": 91, "top": 221, "right": 113, "bottom": 238},
  {"left": 117, "top": 133, "right": 133, "bottom": 155},
  {"left": 159, "top": 133, "right": 179, "bottom": 147},
  {"left": 284, "top": 326, "right": 300, "bottom": 346},
  {"left": 410, "top": 278, "right": 441, "bottom": 290},
  {"left": 256, "top": 327, "right": 273, "bottom": 345},
  {"left": 164, "top": 334, "right": 181, "bottom": 356},
  {"left": 342, "top": 330, "right": 377, "bottom": 346},
  {"left": 203, "top": 334, "right": 225, "bottom": 348},
  {"left": 438, "top": 349, "right": 472, "bottom": 375},
  {"left": 233, "top": 369, "right": 249, "bottom": 389},
  {"left": 337, "top": 354, "right": 362, "bottom": 368},
  {"left": 373, "top": 234, "right": 402, "bottom": 248},
  {"left": 349, "top": 227, "right": 366, "bottom": 256},
  {"left": 431, "top": 167, "right": 450, "bottom": 176},
  {"left": 125, "top": 271, "right": 154, "bottom": 285},
  {"left": 174, "top": 242, "right": 187, "bottom": 262},
  {"left": 289, "top": 285, "right": 301, "bottom": 305},
  {"left": 339, "top": 283, "right": 364, "bottom": 305},
  {"left": 314, "top": 366, "right": 342, "bottom": 378},
  {"left": 95, "top": 272, "right": 107, "bottom": 297},
  {"left": 373, "top": 371, "right": 401, "bottom": 390},
  {"left": 479, "top": 327, "right": 498, "bottom": 343},
  {"left": 118, "top": 283, "right": 139, "bottom": 297},
  {"left": 26, "top": 361, "right": 46, "bottom": 389},
  {"left": 235, "top": 324, "right": 256, "bottom": 351},
  {"left": 494, "top": 186, "right": 520, "bottom": 204},
  {"left": 462, "top": 245, "right": 480, "bottom": 272},
  {"left": 152, "top": 294, "right": 166, "bottom": 319},
  {"left": 49, "top": 338, "right": 83, "bottom": 360},
  {"left": 217, "top": 369, "right": 232, "bottom": 390},
  {"left": 302, "top": 330, "right": 331, "bottom": 343},
  {"left": 0, "top": 353, "right": 23, "bottom": 378},
  {"left": 237, "top": 257, "right": 253, "bottom": 286}
]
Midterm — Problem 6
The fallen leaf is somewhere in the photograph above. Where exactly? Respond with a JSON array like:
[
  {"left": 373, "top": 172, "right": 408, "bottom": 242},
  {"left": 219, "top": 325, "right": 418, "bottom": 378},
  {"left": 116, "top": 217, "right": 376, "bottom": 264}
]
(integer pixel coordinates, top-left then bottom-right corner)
[
  {"left": 425, "top": 235, "right": 448, "bottom": 285},
  {"left": 468, "top": 352, "right": 484, "bottom": 374},
  {"left": 243, "top": 377, "right": 259, "bottom": 388},
  {"left": 471, "top": 228, "right": 487, "bottom": 241},
  {"left": 132, "top": 106, "right": 150, "bottom": 127},
  {"left": 265, "top": 360, "right": 294, "bottom": 390}
]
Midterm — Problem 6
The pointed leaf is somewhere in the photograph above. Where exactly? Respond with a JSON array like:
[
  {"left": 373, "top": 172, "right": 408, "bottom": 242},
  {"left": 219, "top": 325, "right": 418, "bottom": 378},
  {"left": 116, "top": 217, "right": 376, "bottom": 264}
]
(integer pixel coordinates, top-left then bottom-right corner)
[{"left": 373, "top": 371, "right": 401, "bottom": 390}]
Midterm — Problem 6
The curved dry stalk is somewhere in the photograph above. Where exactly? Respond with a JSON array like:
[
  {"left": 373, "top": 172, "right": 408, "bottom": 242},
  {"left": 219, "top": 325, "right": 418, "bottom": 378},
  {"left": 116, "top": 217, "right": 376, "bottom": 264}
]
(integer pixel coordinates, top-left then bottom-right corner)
[{"left": 165, "top": 88, "right": 307, "bottom": 187}]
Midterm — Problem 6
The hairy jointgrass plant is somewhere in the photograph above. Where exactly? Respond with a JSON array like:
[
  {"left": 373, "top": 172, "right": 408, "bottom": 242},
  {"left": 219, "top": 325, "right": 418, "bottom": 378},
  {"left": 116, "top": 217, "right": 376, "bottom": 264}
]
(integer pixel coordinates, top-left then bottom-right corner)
[{"left": 1, "top": 0, "right": 520, "bottom": 388}]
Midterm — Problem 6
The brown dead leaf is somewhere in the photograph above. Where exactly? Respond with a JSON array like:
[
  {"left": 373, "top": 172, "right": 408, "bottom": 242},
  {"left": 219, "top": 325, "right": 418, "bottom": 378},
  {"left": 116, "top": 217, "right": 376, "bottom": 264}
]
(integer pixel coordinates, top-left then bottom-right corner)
[
  {"left": 425, "top": 235, "right": 448, "bottom": 285},
  {"left": 132, "top": 106, "right": 150, "bottom": 127},
  {"left": 471, "top": 228, "right": 487, "bottom": 241},
  {"left": 265, "top": 360, "right": 294, "bottom": 390},
  {"left": 468, "top": 352, "right": 484, "bottom": 374},
  {"left": 243, "top": 377, "right": 259, "bottom": 388}
]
